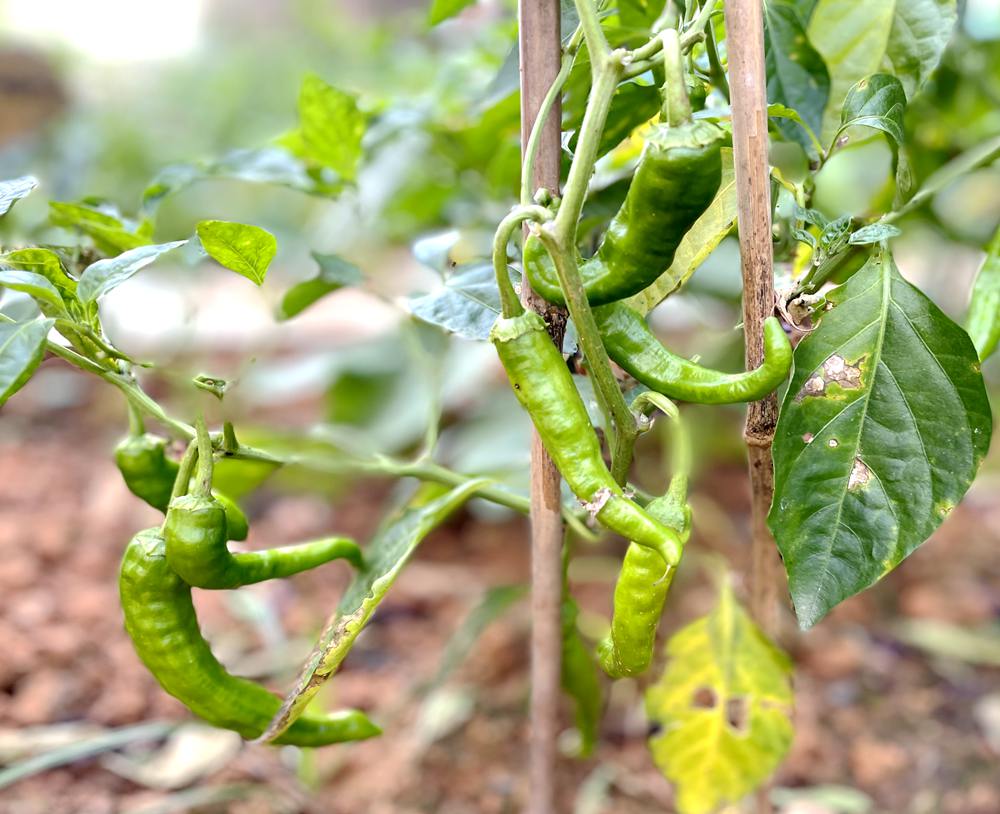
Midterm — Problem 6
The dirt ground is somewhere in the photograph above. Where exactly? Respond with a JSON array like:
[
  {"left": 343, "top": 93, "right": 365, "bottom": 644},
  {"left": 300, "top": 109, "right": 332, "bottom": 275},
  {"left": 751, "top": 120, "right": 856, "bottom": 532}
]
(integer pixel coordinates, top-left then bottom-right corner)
[{"left": 1, "top": 368, "right": 999, "bottom": 814}]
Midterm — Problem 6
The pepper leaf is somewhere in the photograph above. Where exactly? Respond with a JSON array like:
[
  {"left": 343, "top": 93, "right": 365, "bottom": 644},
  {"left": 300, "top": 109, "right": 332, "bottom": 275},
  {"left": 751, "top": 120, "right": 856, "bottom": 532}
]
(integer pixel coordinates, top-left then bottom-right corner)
[
  {"left": 0, "top": 318, "right": 55, "bottom": 406},
  {"left": 645, "top": 576, "right": 793, "bottom": 814},
  {"left": 49, "top": 201, "right": 154, "bottom": 256},
  {"left": 276, "top": 252, "right": 363, "bottom": 321},
  {"left": 196, "top": 221, "right": 276, "bottom": 286},
  {"left": 282, "top": 74, "right": 365, "bottom": 182},
  {"left": 0, "top": 270, "right": 67, "bottom": 314},
  {"left": 848, "top": 222, "right": 902, "bottom": 246},
  {"left": 765, "top": 0, "right": 830, "bottom": 155},
  {"left": 427, "top": 0, "right": 476, "bottom": 26},
  {"left": 1, "top": 249, "right": 77, "bottom": 297},
  {"left": 257, "top": 479, "right": 488, "bottom": 743},
  {"left": 881, "top": 0, "right": 957, "bottom": 99},
  {"left": 965, "top": 225, "right": 1000, "bottom": 361},
  {"left": 770, "top": 251, "right": 992, "bottom": 628},
  {"left": 409, "top": 261, "right": 508, "bottom": 340},
  {"left": 0, "top": 176, "right": 38, "bottom": 217},
  {"left": 836, "top": 73, "right": 906, "bottom": 147},
  {"left": 807, "top": 0, "right": 895, "bottom": 142},
  {"left": 78, "top": 241, "right": 187, "bottom": 303}
]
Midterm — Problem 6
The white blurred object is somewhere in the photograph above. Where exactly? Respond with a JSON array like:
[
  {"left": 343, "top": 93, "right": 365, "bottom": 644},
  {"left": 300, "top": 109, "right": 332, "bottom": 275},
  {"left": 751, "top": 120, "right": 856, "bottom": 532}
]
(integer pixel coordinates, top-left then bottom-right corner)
[{"left": 4, "top": 0, "right": 203, "bottom": 62}]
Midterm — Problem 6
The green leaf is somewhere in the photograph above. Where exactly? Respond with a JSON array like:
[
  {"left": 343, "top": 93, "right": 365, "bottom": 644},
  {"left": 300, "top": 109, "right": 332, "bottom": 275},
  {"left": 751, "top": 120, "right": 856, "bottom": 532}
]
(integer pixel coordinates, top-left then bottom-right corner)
[
  {"left": 0, "top": 270, "right": 66, "bottom": 314},
  {"left": 409, "top": 262, "right": 508, "bottom": 340},
  {"left": 0, "top": 318, "right": 55, "bottom": 406},
  {"left": 427, "top": 0, "right": 476, "bottom": 25},
  {"left": 965, "top": 225, "right": 1000, "bottom": 361},
  {"left": 848, "top": 222, "right": 901, "bottom": 245},
  {"left": 617, "top": 0, "right": 667, "bottom": 28},
  {"left": 645, "top": 577, "right": 793, "bottom": 814},
  {"left": 882, "top": 0, "right": 957, "bottom": 99},
  {"left": 628, "top": 148, "right": 737, "bottom": 315},
  {"left": 77, "top": 241, "right": 187, "bottom": 303},
  {"left": 765, "top": 0, "right": 830, "bottom": 154},
  {"left": 0, "top": 176, "right": 38, "bottom": 217},
  {"left": 561, "top": 594, "right": 602, "bottom": 757},
  {"left": 276, "top": 252, "right": 363, "bottom": 320},
  {"left": 807, "top": 0, "right": 895, "bottom": 142},
  {"left": 287, "top": 74, "right": 366, "bottom": 181},
  {"left": 196, "top": 221, "right": 276, "bottom": 285},
  {"left": 1, "top": 249, "right": 77, "bottom": 297},
  {"left": 769, "top": 251, "right": 992, "bottom": 628},
  {"left": 256, "top": 480, "right": 488, "bottom": 743},
  {"left": 837, "top": 73, "right": 906, "bottom": 147},
  {"left": 48, "top": 202, "right": 154, "bottom": 256}
]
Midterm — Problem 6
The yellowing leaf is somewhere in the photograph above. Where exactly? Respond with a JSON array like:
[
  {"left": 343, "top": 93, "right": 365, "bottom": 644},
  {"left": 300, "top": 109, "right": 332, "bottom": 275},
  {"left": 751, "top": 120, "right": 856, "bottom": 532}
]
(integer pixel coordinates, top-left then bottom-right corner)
[
  {"left": 627, "top": 148, "right": 737, "bottom": 316},
  {"left": 645, "top": 578, "right": 793, "bottom": 814}
]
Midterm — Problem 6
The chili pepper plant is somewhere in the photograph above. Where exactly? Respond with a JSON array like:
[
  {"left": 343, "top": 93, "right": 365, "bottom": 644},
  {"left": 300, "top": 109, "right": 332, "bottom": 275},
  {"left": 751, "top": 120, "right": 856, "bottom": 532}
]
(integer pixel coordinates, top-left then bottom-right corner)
[{"left": 0, "top": 0, "right": 997, "bottom": 810}]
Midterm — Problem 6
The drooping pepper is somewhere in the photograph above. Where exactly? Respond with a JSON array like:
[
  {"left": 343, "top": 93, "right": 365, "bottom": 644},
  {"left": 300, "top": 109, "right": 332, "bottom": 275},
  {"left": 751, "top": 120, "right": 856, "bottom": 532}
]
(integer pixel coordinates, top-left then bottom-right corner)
[
  {"left": 595, "top": 305, "right": 793, "bottom": 404},
  {"left": 164, "top": 421, "right": 362, "bottom": 589},
  {"left": 119, "top": 527, "right": 380, "bottom": 745},
  {"left": 490, "top": 310, "right": 683, "bottom": 567}
]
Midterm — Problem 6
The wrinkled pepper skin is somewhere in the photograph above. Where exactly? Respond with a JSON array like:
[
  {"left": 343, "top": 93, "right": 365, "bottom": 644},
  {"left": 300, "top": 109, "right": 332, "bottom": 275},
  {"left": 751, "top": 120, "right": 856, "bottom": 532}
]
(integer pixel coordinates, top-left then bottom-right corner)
[
  {"left": 596, "top": 306, "right": 793, "bottom": 404},
  {"left": 523, "top": 121, "right": 724, "bottom": 306},
  {"left": 490, "top": 311, "right": 682, "bottom": 566},
  {"left": 115, "top": 433, "right": 248, "bottom": 541},
  {"left": 120, "top": 528, "right": 380, "bottom": 746},
  {"left": 164, "top": 495, "right": 359, "bottom": 589},
  {"left": 598, "top": 475, "right": 691, "bottom": 679}
]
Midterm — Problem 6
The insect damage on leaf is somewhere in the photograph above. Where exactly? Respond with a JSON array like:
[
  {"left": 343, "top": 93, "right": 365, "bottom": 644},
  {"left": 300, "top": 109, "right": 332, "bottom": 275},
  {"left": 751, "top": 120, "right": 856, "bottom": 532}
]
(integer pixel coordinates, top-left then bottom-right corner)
[
  {"left": 848, "top": 457, "right": 872, "bottom": 490},
  {"left": 795, "top": 353, "right": 866, "bottom": 400}
]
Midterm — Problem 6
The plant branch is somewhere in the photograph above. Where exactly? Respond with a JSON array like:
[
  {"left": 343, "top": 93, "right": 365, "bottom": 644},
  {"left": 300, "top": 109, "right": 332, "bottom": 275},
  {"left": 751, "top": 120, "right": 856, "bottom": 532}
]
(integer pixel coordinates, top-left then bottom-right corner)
[
  {"left": 574, "top": 0, "right": 610, "bottom": 69},
  {"left": 492, "top": 205, "right": 553, "bottom": 318}
]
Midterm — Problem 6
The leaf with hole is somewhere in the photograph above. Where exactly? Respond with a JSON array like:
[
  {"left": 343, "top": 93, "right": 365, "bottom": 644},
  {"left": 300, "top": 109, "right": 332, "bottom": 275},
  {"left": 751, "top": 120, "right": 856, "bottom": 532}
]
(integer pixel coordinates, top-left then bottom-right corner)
[
  {"left": 0, "top": 319, "right": 55, "bottom": 406},
  {"left": 645, "top": 577, "right": 793, "bottom": 814},
  {"left": 257, "top": 480, "right": 487, "bottom": 743},
  {"left": 78, "top": 241, "right": 187, "bottom": 303},
  {"left": 196, "top": 221, "right": 275, "bottom": 286},
  {"left": 277, "top": 253, "right": 362, "bottom": 321},
  {"left": 770, "top": 251, "right": 992, "bottom": 628},
  {"left": 0, "top": 176, "right": 38, "bottom": 217}
]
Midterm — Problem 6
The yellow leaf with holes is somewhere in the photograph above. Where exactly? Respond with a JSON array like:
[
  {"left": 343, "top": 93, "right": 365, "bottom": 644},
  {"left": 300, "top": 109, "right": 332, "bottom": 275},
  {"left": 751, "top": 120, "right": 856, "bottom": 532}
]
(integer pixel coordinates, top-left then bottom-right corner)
[{"left": 645, "top": 578, "right": 793, "bottom": 814}]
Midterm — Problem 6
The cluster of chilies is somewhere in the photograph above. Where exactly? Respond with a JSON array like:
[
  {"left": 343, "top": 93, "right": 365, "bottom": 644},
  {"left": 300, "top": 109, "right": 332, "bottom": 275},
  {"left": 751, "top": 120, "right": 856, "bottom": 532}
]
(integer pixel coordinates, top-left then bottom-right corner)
[
  {"left": 115, "top": 422, "right": 380, "bottom": 746},
  {"left": 490, "top": 50, "right": 793, "bottom": 679}
]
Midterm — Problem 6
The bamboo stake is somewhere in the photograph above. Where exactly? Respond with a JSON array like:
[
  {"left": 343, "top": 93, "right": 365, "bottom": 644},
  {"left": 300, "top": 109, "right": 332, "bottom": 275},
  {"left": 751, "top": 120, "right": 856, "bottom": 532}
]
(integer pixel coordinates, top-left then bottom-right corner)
[{"left": 518, "top": 2, "right": 566, "bottom": 812}]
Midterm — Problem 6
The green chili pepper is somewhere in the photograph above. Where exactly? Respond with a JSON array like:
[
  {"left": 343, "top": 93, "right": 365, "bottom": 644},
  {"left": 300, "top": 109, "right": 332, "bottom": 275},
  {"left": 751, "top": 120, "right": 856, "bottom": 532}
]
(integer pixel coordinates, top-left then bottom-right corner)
[
  {"left": 594, "top": 305, "right": 793, "bottom": 404},
  {"left": 598, "top": 400, "right": 692, "bottom": 679},
  {"left": 522, "top": 119, "right": 723, "bottom": 306},
  {"left": 490, "top": 310, "right": 682, "bottom": 567},
  {"left": 120, "top": 527, "right": 379, "bottom": 746},
  {"left": 164, "top": 422, "right": 361, "bottom": 589},
  {"left": 115, "top": 434, "right": 180, "bottom": 514},
  {"left": 597, "top": 477, "right": 690, "bottom": 679},
  {"left": 115, "top": 432, "right": 249, "bottom": 541}
]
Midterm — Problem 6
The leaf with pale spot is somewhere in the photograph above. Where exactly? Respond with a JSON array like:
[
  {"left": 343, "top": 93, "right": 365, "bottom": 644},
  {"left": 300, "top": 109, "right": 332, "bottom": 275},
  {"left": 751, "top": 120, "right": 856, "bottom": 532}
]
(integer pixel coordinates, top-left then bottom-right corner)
[
  {"left": 645, "top": 577, "right": 793, "bottom": 814},
  {"left": 770, "top": 252, "right": 992, "bottom": 628}
]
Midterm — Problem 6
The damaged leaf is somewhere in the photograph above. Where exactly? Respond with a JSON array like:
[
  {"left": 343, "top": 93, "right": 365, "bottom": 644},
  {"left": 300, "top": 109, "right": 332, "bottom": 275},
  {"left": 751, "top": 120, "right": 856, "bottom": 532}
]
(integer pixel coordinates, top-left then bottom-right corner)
[
  {"left": 770, "top": 251, "right": 992, "bottom": 628},
  {"left": 256, "top": 479, "right": 487, "bottom": 742},
  {"left": 645, "top": 576, "right": 793, "bottom": 814}
]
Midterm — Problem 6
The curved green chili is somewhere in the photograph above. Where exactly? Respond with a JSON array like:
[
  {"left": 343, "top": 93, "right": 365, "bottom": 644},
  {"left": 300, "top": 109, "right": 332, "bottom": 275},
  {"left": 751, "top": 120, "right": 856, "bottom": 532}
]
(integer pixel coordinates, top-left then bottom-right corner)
[
  {"left": 490, "top": 310, "right": 682, "bottom": 567},
  {"left": 598, "top": 402, "right": 692, "bottom": 678},
  {"left": 165, "top": 421, "right": 362, "bottom": 589},
  {"left": 595, "top": 305, "right": 793, "bottom": 404},
  {"left": 120, "top": 527, "right": 379, "bottom": 745}
]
